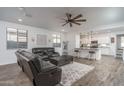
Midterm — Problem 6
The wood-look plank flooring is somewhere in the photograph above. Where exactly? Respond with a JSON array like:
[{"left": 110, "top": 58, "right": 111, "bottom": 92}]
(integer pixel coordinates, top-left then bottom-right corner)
[
  {"left": 74, "top": 56, "right": 124, "bottom": 86},
  {"left": 0, "top": 56, "right": 124, "bottom": 86}
]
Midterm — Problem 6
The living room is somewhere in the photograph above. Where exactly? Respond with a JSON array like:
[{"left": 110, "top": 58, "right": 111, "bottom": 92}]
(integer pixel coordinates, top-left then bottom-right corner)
[{"left": 1, "top": 7, "right": 124, "bottom": 86}]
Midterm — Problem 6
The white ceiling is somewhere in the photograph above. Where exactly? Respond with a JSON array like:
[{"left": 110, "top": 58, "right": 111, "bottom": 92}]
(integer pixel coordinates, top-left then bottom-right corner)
[{"left": 0, "top": 7, "right": 124, "bottom": 32}]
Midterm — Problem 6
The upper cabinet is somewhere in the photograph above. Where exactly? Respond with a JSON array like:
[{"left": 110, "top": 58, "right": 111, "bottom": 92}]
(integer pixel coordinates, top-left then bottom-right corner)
[{"left": 80, "top": 33, "right": 110, "bottom": 44}]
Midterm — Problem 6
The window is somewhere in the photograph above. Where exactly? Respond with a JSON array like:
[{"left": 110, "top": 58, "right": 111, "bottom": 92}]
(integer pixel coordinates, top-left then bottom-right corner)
[
  {"left": 52, "top": 34, "right": 61, "bottom": 47},
  {"left": 121, "top": 36, "right": 124, "bottom": 48},
  {"left": 7, "top": 28, "right": 28, "bottom": 49}
]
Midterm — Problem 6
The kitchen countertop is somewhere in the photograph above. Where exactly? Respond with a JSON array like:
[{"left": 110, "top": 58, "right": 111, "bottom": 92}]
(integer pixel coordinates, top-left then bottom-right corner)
[{"left": 76, "top": 47, "right": 100, "bottom": 51}]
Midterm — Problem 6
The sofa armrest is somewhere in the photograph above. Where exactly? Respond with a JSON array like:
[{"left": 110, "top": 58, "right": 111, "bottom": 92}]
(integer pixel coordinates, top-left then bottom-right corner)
[
  {"left": 34, "top": 67, "right": 62, "bottom": 86},
  {"left": 52, "top": 52, "right": 60, "bottom": 57},
  {"left": 54, "top": 52, "right": 60, "bottom": 55}
]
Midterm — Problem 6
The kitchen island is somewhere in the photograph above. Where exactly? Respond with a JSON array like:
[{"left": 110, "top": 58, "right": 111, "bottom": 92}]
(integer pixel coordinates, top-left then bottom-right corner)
[{"left": 75, "top": 48, "right": 101, "bottom": 60}]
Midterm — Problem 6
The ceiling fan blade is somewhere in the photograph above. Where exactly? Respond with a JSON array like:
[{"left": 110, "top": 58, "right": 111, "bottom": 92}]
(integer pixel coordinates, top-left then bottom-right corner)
[
  {"left": 72, "top": 14, "right": 82, "bottom": 20},
  {"left": 69, "top": 14, "right": 72, "bottom": 19},
  {"left": 66, "top": 13, "right": 72, "bottom": 20},
  {"left": 70, "top": 23, "right": 72, "bottom": 27},
  {"left": 62, "top": 22, "right": 68, "bottom": 26},
  {"left": 72, "top": 22, "right": 81, "bottom": 25},
  {"left": 66, "top": 13, "right": 70, "bottom": 19},
  {"left": 75, "top": 19, "right": 86, "bottom": 22}
]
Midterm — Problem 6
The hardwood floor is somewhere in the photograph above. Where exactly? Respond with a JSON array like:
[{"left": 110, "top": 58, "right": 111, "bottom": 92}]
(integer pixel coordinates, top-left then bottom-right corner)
[
  {"left": 74, "top": 56, "right": 124, "bottom": 85},
  {"left": 0, "top": 56, "right": 124, "bottom": 86},
  {"left": 0, "top": 64, "right": 32, "bottom": 86}
]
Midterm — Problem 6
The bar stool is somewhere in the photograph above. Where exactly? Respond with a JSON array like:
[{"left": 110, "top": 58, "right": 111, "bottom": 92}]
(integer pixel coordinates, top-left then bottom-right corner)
[
  {"left": 74, "top": 49, "right": 80, "bottom": 58},
  {"left": 89, "top": 51, "right": 96, "bottom": 60}
]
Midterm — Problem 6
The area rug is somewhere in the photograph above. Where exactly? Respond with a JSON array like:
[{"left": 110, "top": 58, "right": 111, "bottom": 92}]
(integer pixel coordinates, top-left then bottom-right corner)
[
  {"left": 0, "top": 62, "right": 94, "bottom": 86},
  {"left": 60, "top": 62, "right": 95, "bottom": 86}
]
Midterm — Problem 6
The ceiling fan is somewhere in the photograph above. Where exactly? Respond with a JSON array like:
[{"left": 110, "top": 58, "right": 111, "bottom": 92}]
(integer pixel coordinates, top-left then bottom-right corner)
[{"left": 62, "top": 13, "right": 86, "bottom": 27}]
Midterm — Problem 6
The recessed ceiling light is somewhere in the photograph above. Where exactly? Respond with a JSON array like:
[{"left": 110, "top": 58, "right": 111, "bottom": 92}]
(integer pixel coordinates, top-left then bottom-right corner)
[
  {"left": 18, "top": 7, "right": 24, "bottom": 11},
  {"left": 18, "top": 18, "right": 22, "bottom": 22}
]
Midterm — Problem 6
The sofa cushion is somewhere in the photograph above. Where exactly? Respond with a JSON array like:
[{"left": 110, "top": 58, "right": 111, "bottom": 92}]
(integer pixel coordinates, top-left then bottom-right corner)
[
  {"left": 32, "top": 47, "right": 60, "bottom": 58},
  {"left": 47, "top": 48, "right": 54, "bottom": 52},
  {"left": 47, "top": 51, "right": 53, "bottom": 56},
  {"left": 21, "top": 51, "right": 35, "bottom": 60},
  {"left": 51, "top": 53, "right": 60, "bottom": 57},
  {"left": 38, "top": 58, "right": 57, "bottom": 72},
  {"left": 31, "top": 56, "right": 56, "bottom": 73},
  {"left": 37, "top": 52, "right": 45, "bottom": 56},
  {"left": 33, "top": 49, "right": 45, "bottom": 54}
]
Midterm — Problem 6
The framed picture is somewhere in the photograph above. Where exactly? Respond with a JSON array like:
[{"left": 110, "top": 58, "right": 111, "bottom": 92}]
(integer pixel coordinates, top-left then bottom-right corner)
[{"left": 36, "top": 34, "right": 47, "bottom": 45}]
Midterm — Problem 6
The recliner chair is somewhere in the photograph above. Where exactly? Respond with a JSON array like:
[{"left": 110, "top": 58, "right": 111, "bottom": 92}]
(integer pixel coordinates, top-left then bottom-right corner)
[{"left": 15, "top": 50, "right": 62, "bottom": 86}]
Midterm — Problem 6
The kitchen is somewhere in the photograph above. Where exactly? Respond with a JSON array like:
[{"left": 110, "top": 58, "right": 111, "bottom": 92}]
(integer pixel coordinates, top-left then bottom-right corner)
[{"left": 75, "top": 30, "right": 124, "bottom": 60}]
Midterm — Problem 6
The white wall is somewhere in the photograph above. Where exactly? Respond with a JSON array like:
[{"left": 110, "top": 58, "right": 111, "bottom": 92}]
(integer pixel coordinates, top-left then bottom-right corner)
[
  {"left": 75, "top": 34, "right": 80, "bottom": 48},
  {"left": 65, "top": 31, "right": 79, "bottom": 55},
  {"left": 0, "top": 20, "right": 63, "bottom": 65}
]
